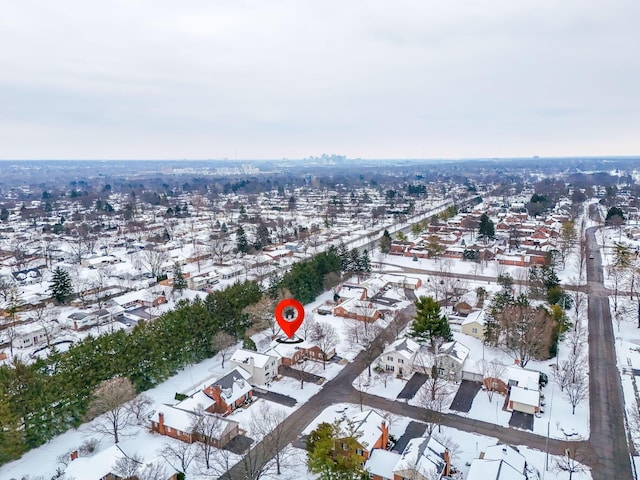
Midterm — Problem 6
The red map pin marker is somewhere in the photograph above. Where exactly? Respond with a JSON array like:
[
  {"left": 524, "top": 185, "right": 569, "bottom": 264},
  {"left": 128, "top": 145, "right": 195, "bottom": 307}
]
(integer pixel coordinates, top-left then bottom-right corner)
[{"left": 275, "top": 298, "right": 305, "bottom": 339}]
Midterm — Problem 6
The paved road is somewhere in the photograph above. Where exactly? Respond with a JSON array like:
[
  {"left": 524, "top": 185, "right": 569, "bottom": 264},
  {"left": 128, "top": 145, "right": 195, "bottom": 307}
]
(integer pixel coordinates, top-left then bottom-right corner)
[
  {"left": 225, "top": 223, "right": 633, "bottom": 480},
  {"left": 226, "top": 302, "right": 587, "bottom": 479},
  {"left": 585, "top": 227, "right": 634, "bottom": 479}
]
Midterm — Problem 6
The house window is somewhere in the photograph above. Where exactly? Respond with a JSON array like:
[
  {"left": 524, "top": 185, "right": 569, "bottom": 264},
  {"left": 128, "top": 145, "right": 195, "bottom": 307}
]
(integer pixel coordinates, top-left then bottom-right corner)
[
  {"left": 438, "top": 367, "right": 445, "bottom": 376},
  {"left": 472, "top": 327, "right": 478, "bottom": 334},
  {"left": 342, "top": 443, "right": 349, "bottom": 451},
  {"left": 398, "top": 358, "right": 404, "bottom": 364},
  {"left": 387, "top": 356, "right": 393, "bottom": 361},
  {"left": 385, "top": 365, "right": 394, "bottom": 372},
  {"left": 356, "top": 448, "right": 363, "bottom": 456}
]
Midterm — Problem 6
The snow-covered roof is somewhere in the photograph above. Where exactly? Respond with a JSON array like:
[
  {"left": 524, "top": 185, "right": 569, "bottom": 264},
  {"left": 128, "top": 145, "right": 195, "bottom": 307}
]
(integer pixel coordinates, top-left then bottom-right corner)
[
  {"left": 365, "top": 449, "right": 400, "bottom": 479},
  {"left": 467, "top": 458, "right": 526, "bottom": 480},
  {"left": 174, "top": 389, "right": 215, "bottom": 413},
  {"left": 484, "top": 445, "right": 526, "bottom": 473},
  {"left": 230, "top": 348, "right": 277, "bottom": 369},
  {"left": 384, "top": 337, "right": 420, "bottom": 361},
  {"left": 64, "top": 444, "right": 127, "bottom": 479},
  {"left": 506, "top": 365, "right": 539, "bottom": 390},
  {"left": 438, "top": 341, "right": 470, "bottom": 363},
  {"left": 349, "top": 409, "right": 386, "bottom": 449},
  {"left": 509, "top": 385, "right": 540, "bottom": 407},
  {"left": 152, "top": 405, "right": 195, "bottom": 432},
  {"left": 462, "top": 309, "right": 486, "bottom": 326},
  {"left": 394, "top": 436, "right": 447, "bottom": 478},
  {"left": 266, "top": 338, "right": 315, "bottom": 358}
]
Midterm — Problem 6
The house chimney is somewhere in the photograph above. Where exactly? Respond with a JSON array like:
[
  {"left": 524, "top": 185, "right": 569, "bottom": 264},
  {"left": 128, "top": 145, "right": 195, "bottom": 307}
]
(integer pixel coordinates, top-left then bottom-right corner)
[
  {"left": 514, "top": 358, "right": 520, "bottom": 366},
  {"left": 158, "top": 411, "right": 166, "bottom": 435},
  {"left": 70, "top": 450, "right": 79, "bottom": 461},
  {"left": 443, "top": 449, "right": 451, "bottom": 477}
]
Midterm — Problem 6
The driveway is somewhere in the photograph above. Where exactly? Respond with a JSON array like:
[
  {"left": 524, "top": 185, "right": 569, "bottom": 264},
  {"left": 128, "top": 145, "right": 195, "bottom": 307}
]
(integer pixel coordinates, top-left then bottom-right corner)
[
  {"left": 449, "top": 380, "right": 481, "bottom": 413},
  {"left": 392, "top": 421, "right": 426, "bottom": 453},
  {"left": 278, "top": 365, "right": 324, "bottom": 385},
  {"left": 252, "top": 388, "right": 297, "bottom": 408},
  {"left": 396, "top": 373, "right": 428, "bottom": 401},
  {"left": 509, "top": 411, "right": 534, "bottom": 431}
]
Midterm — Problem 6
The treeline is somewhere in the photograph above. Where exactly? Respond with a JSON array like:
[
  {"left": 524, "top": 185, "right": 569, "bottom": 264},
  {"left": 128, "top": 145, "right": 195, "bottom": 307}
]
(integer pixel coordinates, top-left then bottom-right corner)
[
  {"left": 0, "top": 248, "right": 346, "bottom": 465},
  {"left": 277, "top": 249, "right": 343, "bottom": 304},
  {"left": 0, "top": 280, "right": 262, "bottom": 464}
]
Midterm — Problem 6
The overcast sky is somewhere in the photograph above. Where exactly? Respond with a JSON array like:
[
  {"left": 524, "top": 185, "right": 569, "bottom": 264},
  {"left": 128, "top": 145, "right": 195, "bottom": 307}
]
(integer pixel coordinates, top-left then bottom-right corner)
[{"left": 1, "top": 0, "right": 638, "bottom": 160}]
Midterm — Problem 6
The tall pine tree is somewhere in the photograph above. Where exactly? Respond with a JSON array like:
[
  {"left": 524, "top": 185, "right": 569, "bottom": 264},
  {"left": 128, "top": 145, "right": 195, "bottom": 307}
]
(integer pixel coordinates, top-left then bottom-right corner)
[
  {"left": 172, "top": 262, "right": 187, "bottom": 295},
  {"left": 49, "top": 267, "right": 72, "bottom": 304},
  {"left": 409, "top": 296, "right": 452, "bottom": 350}
]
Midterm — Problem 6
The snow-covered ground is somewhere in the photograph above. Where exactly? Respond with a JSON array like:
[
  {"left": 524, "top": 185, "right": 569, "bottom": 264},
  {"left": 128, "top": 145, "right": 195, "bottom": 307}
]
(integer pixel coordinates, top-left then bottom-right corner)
[{"left": 301, "top": 404, "right": 591, "bottom": 480}]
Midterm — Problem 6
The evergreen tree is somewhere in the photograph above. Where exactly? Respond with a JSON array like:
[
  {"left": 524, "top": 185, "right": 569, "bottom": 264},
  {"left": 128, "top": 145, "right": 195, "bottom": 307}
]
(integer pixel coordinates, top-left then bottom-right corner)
[
  {"left": 605, "top": 206, "right": 625, "bottom": 226},
  {"left": 359, "top": 249, "right": 371, "bottom": 273},
  {"left": 409, "top": 296, "right": 452, "bottom": 350},
  {"left": 236, "top": 226, "right": 250, "bottom": 253},
  {"left": 478, "top": 213, "right": 495, "bottom": 243},
  {"left": 172, "top": 262, "right": 187, "bottom": 294},
  {"left": 49, "top": 267, "right": 72, "bottom": 304},
  {"left": 379, "top": 229, "right": 392, "bottom": 254},
  {"left": 306, "top": 421, "right": 367, "bottom": 480}
]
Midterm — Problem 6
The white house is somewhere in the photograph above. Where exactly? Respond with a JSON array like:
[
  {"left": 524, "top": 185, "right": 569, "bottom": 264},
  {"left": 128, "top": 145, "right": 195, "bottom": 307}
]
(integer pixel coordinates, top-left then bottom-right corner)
[
  {"left": 467, "top": 444, "right": 527, "bottom": 480},
  {"left": 413, "top": 341, "right": 470, "bottom": 381},
  {"left": 378, "top": 337, "right": 420, "bottom": 377},
  {"left": 229, "top": 348, "right": 280, "bottom": 386}
]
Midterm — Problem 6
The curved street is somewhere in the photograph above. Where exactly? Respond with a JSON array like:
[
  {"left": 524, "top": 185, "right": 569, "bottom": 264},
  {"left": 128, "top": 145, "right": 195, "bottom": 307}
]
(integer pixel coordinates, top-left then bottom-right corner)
[{"left": 227, "top": 226, "right": 632, "bottom": 479}]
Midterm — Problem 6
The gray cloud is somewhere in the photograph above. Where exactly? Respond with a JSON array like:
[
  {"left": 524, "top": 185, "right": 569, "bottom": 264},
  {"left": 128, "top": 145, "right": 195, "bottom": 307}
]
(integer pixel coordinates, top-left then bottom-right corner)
[{"left": 0, "top": 0, "right": 638, "bottom": 159}]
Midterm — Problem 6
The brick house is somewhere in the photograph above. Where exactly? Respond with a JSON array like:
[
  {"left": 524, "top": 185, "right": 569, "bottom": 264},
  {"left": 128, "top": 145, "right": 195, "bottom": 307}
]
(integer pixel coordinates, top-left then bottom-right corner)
[
  {"left": 333, "top": 298, "right": 380, "bottom": 322},
  {"left": 365, "top": 435, "right": 451, "bottom": 480},
  {"left": 150, "top": 406, "right": 240, "bottom": 447},
  {"left": 335, "top": 410, "right": 389, "bottom": 462},
  {"left": 203, "top": 366, "right": 253, "bottom": 415}
]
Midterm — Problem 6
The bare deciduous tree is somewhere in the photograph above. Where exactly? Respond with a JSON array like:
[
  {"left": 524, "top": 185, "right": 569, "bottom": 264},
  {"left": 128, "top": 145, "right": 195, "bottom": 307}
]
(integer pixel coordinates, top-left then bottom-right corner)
[
  {"left": 190, "top": 407, "right": 223, "bottom": 470},
  {"left": 211, "top": 331, "right": 236, "bottom": 368},
  {"left": 139, "top": 247, "right": 169, "bottom": 278},
  {"left": 127, "top": 393, "right": 153, "bottom": 423},
  {"left": 478, "top": 359, "right": 505, "bottom": 403},
  {"left": 162, "top": 441, "right": 197, "bottom": 474},
  {"left": 564, "top": 369, "right": 589, "bottom": 414},
  {"left": 85, "top": 377, "right": 137, "bottom": 443},
  {"left": 554, "top": 440, "right": 589, "bottom": 480},
  {"left": 112, "top": 451, "right": 143, "bottom": 478},
  {"left": 309, "top": 321, "right": 339, "bottom": 369},
  {"left": 495, "top": 305, "right": 555, "bottom": 367},
  {"left": 250, "top": 402, "right": 294, "bottom": 476}
]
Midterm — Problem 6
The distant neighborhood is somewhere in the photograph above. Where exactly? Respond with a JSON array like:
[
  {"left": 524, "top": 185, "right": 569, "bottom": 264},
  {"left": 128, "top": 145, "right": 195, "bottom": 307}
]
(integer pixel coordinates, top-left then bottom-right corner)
[{"left": 1, "top": 159, "right": 639, "bottom": 480}]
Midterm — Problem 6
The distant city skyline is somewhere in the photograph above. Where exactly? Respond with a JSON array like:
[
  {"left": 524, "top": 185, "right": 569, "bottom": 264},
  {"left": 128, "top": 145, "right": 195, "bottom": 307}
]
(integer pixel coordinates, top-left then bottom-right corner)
[{"left": 1, "top": 1, "right": 638, "bottom": 160}]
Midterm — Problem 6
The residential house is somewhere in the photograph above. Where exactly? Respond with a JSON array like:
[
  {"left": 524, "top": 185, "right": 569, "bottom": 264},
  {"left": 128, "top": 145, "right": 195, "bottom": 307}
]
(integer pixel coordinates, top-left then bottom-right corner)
[
  {"left": 267, "top": 338, "right": 335, "bottom": 367},
  {"left": 67, "top": 311, "right": 98, "bottom": 331},
  {"left": 333, "top": 298, "right": 380, "bottom": 323},
  {"left": 229, "top": 348, "right": 280, "bottom": 385},
  {"left": 203, "top": 366, "right": 253, "bottom": 415},
  {"left": 338, "top": 283, "right": 368, "bottom": 301},
  {"left": 381, "top": 274, "right": 423, "bottom": 290},
  {"left": 150, "top": 405, "right": 240, "bottom": 447},
  {"left": 505, "top": 365, "right": 541, "bottom": 415},
  {"left": 378, "top": 337, "right": 420, "bottom": 378},
  {"left": 460, "top": 309, "right": 487, "bottom": 340},
  {"left": 413, "top": 341, "right": 470, "bottom": 382},
  {"left": 65, "top": 443, "right": 179, "bottom": 480},
  {"left": 467, "top": 444, "right": 527, "bottom": 480},
  {"left": 392, "top": 436, "right": 451, "bottom": 480},
  {"left": 336, "top": 409, "right": 389, "bottom": 462}
]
